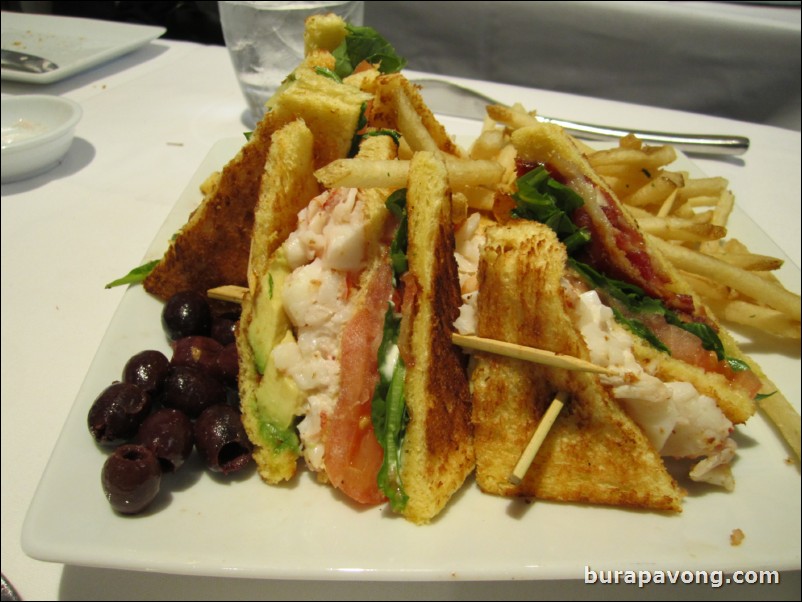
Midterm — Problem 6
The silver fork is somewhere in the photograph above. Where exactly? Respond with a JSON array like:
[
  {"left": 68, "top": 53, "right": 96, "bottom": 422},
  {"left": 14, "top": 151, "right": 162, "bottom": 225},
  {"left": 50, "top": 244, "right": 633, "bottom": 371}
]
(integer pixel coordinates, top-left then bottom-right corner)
[{"left": 412, "top": 78, "right": 749, "bottom": 156}]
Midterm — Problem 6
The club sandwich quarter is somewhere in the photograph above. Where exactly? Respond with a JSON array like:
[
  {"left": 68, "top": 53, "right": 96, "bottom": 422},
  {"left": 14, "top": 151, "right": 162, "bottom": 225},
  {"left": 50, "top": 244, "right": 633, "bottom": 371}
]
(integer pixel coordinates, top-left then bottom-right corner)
[
  {"left": 237, "top": 121, "right": 473, "bottom": 524},
  {"left": 462, "top": 123, "right": 780, "bottom": 511}
]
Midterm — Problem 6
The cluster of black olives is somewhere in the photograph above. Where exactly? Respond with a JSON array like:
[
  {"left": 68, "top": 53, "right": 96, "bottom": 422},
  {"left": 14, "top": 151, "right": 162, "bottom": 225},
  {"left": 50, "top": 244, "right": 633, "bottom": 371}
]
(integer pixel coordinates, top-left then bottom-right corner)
[{"left": 87, "top": 290, "right": 252, "bottom": 515}]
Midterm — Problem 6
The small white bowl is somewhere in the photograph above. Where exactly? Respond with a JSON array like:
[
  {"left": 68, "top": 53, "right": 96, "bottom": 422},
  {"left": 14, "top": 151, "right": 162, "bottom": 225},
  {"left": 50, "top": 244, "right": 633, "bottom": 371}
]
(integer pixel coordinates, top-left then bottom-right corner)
[{"left": 1, "top": 95, "right": 83, "bottom": 184}]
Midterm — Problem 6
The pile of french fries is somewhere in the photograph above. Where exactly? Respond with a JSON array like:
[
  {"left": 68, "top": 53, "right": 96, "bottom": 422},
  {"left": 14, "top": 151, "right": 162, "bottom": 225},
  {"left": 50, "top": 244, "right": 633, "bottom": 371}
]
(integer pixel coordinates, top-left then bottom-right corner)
[{"left": 480, "top": 104, "right": 801, "bottom": 341}]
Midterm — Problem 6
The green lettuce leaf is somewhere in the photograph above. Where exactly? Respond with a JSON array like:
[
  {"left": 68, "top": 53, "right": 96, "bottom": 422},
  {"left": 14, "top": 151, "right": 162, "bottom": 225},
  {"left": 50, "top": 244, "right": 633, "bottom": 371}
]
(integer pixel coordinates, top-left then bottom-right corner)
[
  {"left": 333, "top": 24, "right": 407, "bottom": 79},
  {"left": 348, "top": 102, "right": 401, "bottom": 157},
  {"left": 104, "top": 260, "right": 159, "bottom": 289},
  {"left": 512, "top": 165, "right": 590, "bottom": 253},
  {"left": 371, "top": 304, "right": 409, "bottom": 511},
  {"left": 314, "top": 66, "right": 342, "bottom": 83},
  {"left": 386, "top": 189, "right": 408, "bottom": 279}
]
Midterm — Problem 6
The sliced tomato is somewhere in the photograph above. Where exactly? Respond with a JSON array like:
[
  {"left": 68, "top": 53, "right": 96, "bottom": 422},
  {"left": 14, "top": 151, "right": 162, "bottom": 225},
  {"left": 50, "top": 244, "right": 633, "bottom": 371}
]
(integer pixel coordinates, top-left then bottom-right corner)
[
  {"left": 648, "top": 318, "right": 719, "bottom": 371},
  {"left": 324, "top": 261, "right": 393, "bottom": 504},
  {"left": 727, "top": 364, "right": 764, "bottom": 399},
  {"left": 646, "top": 315, "right": 762, "bottom": 398}
]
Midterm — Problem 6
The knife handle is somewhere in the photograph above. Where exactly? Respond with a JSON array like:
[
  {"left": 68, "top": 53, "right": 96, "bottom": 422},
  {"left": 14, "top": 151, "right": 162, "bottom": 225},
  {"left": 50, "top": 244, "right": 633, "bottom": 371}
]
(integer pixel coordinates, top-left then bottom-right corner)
[{"left": 540, "top": 116, "right": 749, "bottom": 156}]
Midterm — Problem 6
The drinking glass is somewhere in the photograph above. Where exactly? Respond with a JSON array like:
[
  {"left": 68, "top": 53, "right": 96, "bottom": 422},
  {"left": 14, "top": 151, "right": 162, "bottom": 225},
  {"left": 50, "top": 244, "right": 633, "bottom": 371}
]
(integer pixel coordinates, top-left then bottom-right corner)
[{"left": 219, "top": 1, "right": 365, "bottom": 126}]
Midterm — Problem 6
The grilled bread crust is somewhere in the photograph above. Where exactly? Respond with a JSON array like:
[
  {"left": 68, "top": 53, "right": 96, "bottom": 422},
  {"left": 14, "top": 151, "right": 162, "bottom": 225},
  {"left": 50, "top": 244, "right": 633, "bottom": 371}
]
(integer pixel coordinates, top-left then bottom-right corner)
[
  {"left": 144, "top": 63, "right": 370, "bottom": 302},
  {"left": 237, "top": 120, "right": 319, "bottom": 484},
  {"left": 510, "top": 123, "right": 756, "bottom": 425},
  {"left": 143, "top": 114, "right": 276, "bottom": 301},
  {"left": 472, "top": 221, "right": 684, "bottom": 512},
  {"left": 399, "top": 151, "right": 475, "bottom": 523},
  {"left": 266, "top": 67, "right": 373, "bottom": 167}
]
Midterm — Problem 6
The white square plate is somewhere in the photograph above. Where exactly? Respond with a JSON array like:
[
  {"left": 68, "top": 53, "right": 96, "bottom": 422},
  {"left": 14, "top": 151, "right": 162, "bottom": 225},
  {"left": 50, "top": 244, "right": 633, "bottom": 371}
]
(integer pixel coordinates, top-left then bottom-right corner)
[
  {"left": 21, "top": 119, "right": 801, "bottom": 581},
  {"left": 1, "top": 12, "right": 165, "bottom": 84}
]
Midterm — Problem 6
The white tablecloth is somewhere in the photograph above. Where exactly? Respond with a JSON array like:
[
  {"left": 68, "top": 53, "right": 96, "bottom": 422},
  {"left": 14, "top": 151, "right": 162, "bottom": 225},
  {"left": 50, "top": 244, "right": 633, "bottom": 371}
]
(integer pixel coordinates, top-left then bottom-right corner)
[{"left": 1, "top": 35, "right": 800, "bottom": 600}]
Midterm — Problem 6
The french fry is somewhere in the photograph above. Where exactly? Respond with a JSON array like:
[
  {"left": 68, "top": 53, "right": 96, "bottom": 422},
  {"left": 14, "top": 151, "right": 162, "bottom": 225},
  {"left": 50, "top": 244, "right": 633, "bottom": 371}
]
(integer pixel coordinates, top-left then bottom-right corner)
[
  {"left": 397, "top": 136, "right": 414, "bottom": 160},
  {"left": 394, "top": 88, "right": 439, "bottom": 153},
  {"left": 706, "top": 251, "right": 784, "bottom": 272},
  {"left": 686, "top": 195, "right": 725, "bottom": 208},
  {"left": 603, "top": 175, "right": 648, "bottom": 199},
  {"left": 699, "top": 190, "right": 735, "bottom": 253},
  {"left": 454, "top": 185, "right": 496, "bottom": 211},
  {"left": 481, "top": 114, "right": 496, "bottom": 133},
  {"left": 673, "top": 201, "right": 696, "bottom": 219},
  {"left": 656, "top": 189, "right": 679, "bottom": 217},
  {"left": 679, "top": 269, "right": 731, "bottom": 301},
  {"left": 315, "top": 158, "right": 409, "bottom": 188},
  {"left": 636, "top": 216, "right": 726, "bottom": 242},
  {"left": 689, "top": 209, "right": 714, "bottom": 224},
  {"left": 314, "top": 158, "right": 503, "bottom": 189},
  {"left": 587, "top": 144, "right": 677, "bottom": 169},
  {"left": 627, "top": 173, "right": 683, "bottom": 207},
  {"left": 486, "top": 104, "right": 539, "bottom": 130},
  {"left": 624, "top": 205, "right": 653, "bottom": 219},
  {"left": 619, "top": 133, "right": 643, "bottom": 150},
  {"left": 648, "top": 235, "right": 801, "bottom": 320},
  {"left": 682, "top": 271, "right": 795, "bottom": 337},
  {"left": 470, "top": 129, "right": 506, "bottom": 160},
  {"left": 573, "top": 138, "right": 598, "bottom": 156},
  {"left": 677, "top": 176, "right": 728, "bottom": 200},
  {"left": 705, "top": 297, "right": 801, "bottom": 339},
  {"left": 451, "top": 191, "right": 469, "bottom": 224},
  {"left": 722, "top": 238, "right": 749, "bottom": 254},
  {"left": 445, "top": 157, "right": 504, "bottom": 187},
  {"left": 592, "top": 164, "right": 653, "bottom": 180},
  {"left": 497, "top": 143, "right": 519, "bottom": 186},
  {"left": 755, "top": 383, "right": 802, "bottom": 461}
]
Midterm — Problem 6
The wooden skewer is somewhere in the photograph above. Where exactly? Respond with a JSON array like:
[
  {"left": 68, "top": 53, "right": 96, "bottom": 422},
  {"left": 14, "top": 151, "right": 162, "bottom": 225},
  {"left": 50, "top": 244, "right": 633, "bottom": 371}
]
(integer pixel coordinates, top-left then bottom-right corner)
[
  {"left": 208, "top": 284, "right": 248, "bottom": 303},
  {"left": 208, "top": 285, "right": 613, "bottom": 375},
  {"left": 508, "top": 392, "right": 566, "bottom": 485},
  {"left": 452, "top": 333, "right": 614, "bottom": 375}
]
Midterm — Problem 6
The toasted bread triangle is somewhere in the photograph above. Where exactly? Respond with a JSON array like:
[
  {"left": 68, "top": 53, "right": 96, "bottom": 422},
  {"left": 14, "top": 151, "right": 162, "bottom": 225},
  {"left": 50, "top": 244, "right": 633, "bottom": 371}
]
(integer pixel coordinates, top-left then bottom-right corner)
[
  {"left": 144, "top": 65, "right": 371, "bottom": 302},
  {"left": 143, "top": 115, "right": 276, "bottom": 302},
  {"left": 237, "top": 120, "right": 319, "bottom": 484},
  {"left": 238, "top": 126, "right": 400, "bottom": 485},
  {"left": 509, "top": 123, "right": 757, "bottom": 425},
  {"left": 399, "top": 151, "right": 475, "bottom": 523},
  {"left": 471, "top": 221, "right": 684, "bottom": 512}
]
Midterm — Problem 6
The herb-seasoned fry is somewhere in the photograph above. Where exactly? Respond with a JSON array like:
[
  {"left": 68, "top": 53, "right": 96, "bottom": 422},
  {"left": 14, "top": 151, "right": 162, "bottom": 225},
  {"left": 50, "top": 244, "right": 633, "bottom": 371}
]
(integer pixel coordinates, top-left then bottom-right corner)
[
  {"left": 314, "top": 157, "right": 503, "bottom": 189},
  {"left": 395, "top": 87, "right": 440, "bottom": 153},
  {"left": 648, "top": 235, "right": 801, "bottom": 321},
  {"left": 636, "top": 216, "right": 726, "bottom": 242},
  {"left": 627, "top": 173, "right": 683, "bottom": 207}
]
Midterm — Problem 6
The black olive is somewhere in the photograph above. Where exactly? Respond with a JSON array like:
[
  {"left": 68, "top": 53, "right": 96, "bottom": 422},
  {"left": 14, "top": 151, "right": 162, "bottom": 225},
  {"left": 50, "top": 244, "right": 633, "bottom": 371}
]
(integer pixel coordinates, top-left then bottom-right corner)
[
  {"left": 194, "top": 404, "right": 252, "bottom": 474},
  {"left": 170, "top": 336, "right": 223, "bottom": 375},
  {"left": 123, "top": 350, "right": 170, "bottom": 397},
  {"left": 101, "top": 444, "right": 161, "bottom": 514},
  {"left": 214, "top": 342, "right": 239, "bottom": 385},
  {"left": 134, "top": 408, "right": 194, "bottom": 473},
  {"left": 210, "top": 315, "right": 238, "bottom": 346},
  {"left": 88, "top": 382, "right": 152, "bottom": 445},
  {"left": 162, "top": 291, "right": 212, "bottom": 341},
  {"left": 160, "top": 365, "right": 227, "bottom": 418}
]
